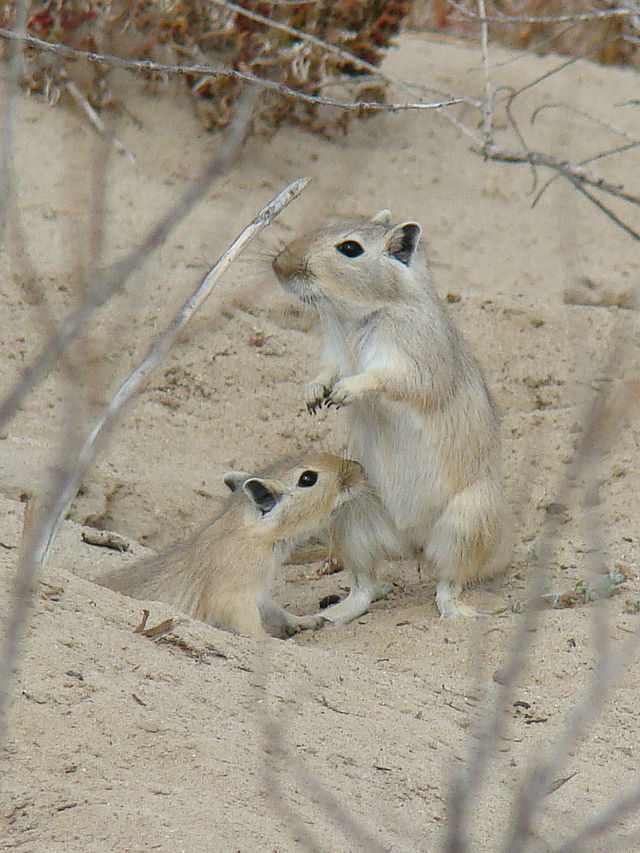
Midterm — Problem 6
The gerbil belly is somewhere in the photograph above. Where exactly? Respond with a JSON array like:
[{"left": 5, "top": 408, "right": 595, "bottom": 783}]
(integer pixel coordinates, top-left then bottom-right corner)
[{"left": 347, "top": 399, "right": 449, "bottom": 538}]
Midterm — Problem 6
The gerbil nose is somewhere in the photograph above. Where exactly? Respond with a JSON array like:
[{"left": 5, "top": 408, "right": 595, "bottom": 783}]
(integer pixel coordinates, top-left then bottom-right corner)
[
  {"left": 272, "top": 246, "right": 298, "bottom": 281},
  {"left": 273, "top": 236, "right": 308, "bottom": 282}
]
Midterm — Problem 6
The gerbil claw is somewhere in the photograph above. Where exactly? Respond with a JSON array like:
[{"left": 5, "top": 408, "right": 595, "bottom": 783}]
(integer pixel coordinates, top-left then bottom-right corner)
[{"left": 305, "top": 382, "right": 331, "bottom": 415}]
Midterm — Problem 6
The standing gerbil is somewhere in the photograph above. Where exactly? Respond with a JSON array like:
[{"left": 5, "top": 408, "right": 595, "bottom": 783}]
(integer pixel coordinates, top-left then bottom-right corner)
[
  {"left": 98, "top": 454, "right": 364, "bottom": 638},
  {"left": 273, "top": 210, "right": 506, "bottom": 621}
]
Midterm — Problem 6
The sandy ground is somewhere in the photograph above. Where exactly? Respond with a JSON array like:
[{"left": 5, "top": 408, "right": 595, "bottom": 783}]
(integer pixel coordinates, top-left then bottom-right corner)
[{"left": 2, "top": 32, "right": 640, "bottom": 852}]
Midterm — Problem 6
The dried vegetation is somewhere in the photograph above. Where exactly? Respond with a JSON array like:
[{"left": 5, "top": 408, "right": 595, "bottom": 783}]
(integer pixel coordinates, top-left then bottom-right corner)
[{"left": 0, "top": 0, "right": 411, "bottom": 132}]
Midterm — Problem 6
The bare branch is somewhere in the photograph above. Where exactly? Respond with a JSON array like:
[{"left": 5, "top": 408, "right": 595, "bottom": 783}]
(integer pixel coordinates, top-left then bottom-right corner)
[
  {"left": 62, "top": 73, "right": 135, "bottom": 162},
  {"left": 556, "top": 783, "right": 640, "bottom": 853},
  {"left": 482, "top": 145, "right": 640, "bottom": 210},
  {"left": 38, "top": 175, "right": 311, "bottom": 565},
  {"left": 566, "top": 175, "right": 640, "bottom": 242},
  {"left": 0, "top": 91, "right": 262, "bottom": 744},
  {"left": 499, "top": 349, "right": 640, "bottom": 851},
  {"left": 477, "top": 0, "right": 494, "bottom": 144},
  {"left": 505, "top": 36, "right": 622, "bottom": 105},
  {"left": 261, "top": 716, "right": 326, "bottom": 851},
  {"left": 0, "top": 167, "right": 309, "bottom": 746},
  {"left": 212, "top": 0, "right": 384, "bottom": 78},
  {"left": 531, "top": 103, "right": 640, "bottom": 146},
  {"left": 0, "top": 27, "right": 464, "bottom": 114},
  {"left": 259, "top": 665, "right": 390, "bottom": 853},
  {"left": 447, "top": 2, "right": 639, "bottom": 25}
]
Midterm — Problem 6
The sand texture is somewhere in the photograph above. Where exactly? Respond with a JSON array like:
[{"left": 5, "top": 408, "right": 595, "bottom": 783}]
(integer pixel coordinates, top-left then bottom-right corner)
[{"left": 2, "top": 34, "right": 640, "bottom": 852}]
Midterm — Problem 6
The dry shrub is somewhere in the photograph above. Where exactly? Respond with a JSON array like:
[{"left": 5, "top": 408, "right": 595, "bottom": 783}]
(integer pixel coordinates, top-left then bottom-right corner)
[
  {"left": 411, "top": 0, "right": 640, "bottom": 67},
  {"left": 0, "top": 0, "right": 412, "bottom": 133}
]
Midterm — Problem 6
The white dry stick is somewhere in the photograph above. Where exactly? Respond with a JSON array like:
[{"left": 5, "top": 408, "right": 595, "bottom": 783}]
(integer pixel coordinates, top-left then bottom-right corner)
[
  {"left": 477, "top": 0, "right": 493, "bottom": 146},
  {"left": 63, "top": 74, "right": 135, "bottom": 162},
  {"left": 38, "top": 175, "right": 311, "bottom": 566}
]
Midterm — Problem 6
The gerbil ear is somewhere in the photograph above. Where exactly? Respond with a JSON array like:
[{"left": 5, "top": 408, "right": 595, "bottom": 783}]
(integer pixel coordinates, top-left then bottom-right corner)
[
  {"left": 242, "top": 478, "right": 280, "bottom": 514},
  {"left": 223, "top": 471, "right": 251, "bottom": 492},
  {"left": 385, "top": 222, "right": 421, "bottom": 266},
  {"left": 371, "top": 209, "right": 392, "bottom": 226}
]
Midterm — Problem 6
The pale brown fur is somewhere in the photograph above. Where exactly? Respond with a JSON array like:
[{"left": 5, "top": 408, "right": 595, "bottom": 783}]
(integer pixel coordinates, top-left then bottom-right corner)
[
  {"left": 97, "top": 454, "right": 364, "bottom": 638},
  {"left": 273, "top": 210, "right": 507, "bottom": 621}
]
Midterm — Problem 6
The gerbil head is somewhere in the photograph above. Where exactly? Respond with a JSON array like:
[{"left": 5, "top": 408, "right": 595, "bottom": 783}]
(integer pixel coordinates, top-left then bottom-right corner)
[
  {"left": 272, "top": 211, "right": 424, "bottom": 316},
  {"left": 223, "top": 454, "right": 364, "bottom": 543}
]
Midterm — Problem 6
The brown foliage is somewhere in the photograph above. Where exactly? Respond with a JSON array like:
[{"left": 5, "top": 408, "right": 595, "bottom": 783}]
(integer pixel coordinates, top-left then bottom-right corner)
[
  {"left": 414, "top": 0, "right": 639, "bottom": 68},
  {"left": 0, "top": 0, "right": 412, "bottom": 132}
]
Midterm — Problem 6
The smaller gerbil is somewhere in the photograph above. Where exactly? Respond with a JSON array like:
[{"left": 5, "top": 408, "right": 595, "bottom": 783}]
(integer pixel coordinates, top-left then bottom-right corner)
[{"left": 97, "top": 454, "right": 364, "bottom": 638}]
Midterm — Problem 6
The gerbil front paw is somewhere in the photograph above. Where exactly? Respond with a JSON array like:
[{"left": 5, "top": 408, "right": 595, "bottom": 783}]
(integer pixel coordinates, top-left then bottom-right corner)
[
  {"left": 326, "top": 378, "right": 358, "bottom": 409},
  {"left": 305, "top": 380, "right": 331, "bottom": 415}
]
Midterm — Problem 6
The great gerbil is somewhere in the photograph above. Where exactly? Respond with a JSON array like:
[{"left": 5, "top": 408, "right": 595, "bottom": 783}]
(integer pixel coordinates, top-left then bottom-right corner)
[
  {"left": 98, "top": 454, "right": 365, "bottom": 638},
  {"left": 273, "top": 210, "right": 506, "bottom": 621}
]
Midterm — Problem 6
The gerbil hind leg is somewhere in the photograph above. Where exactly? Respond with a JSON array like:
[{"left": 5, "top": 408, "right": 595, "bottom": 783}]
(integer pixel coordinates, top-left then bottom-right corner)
[
  {"left": 259, "top": 597, "right": 327, "bottom": 639},
  {"left": 318, "top": 482, "right": 399, "bottom": 626},
  {"left": 435, "top": 578, "right": 478, "bottom": 619},
  {"left": 426, "top": 480, "right": 504, "bottom": 618},
  {"left": 315, "top": 567, "right": 378, "bottom": 627}
]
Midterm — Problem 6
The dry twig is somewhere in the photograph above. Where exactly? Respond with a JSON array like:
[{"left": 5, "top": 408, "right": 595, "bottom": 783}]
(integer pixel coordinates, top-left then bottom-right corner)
[
  {"left": 0, "top": 89, "right": 295, "bottom": 745},
  {"left": 0, "top": 27, "right": 464, "bottom": 115},
  {"left": 38, "top": 175, "right": 311, "bottom": 565}
]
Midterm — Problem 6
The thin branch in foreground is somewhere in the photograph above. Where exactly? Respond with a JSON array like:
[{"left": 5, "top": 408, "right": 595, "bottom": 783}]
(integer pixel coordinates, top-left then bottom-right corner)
[
  {"left": 531, "top": 103, "right": 640, "bottom": 146},
  {"left": 258, "top": 664, "right": 391, "bottom": 853},
  {"left": 504, "top": 34, "right": 622, "bottom": 107},
  {"left": 0, "top": 87, "right": 257, "bottom": 433},
  {"left": 261, "top": 716, "right": 325, "bottom": 852},
  {"left": 63, "top": 73, "right": 135, "bottom": 162},
  {"left": 499, "top": 356, "right": 640, "bottom": 852},
  {"left": 555, "top": 778, "right": 640, "bottom": 853},
  {"left": 0, "top": 91, "right": 262, "bottom": 745},
  {"left": 446, "top": 322, "right": 640, "bottom": 852},
  {"left": 488, "top": 30, "right": 625, "bottom": 194},
  {"left": 38, "top": 175, "right": 311, "bottom": 566},
  {"left": 531, "top": 137, "right": 640, "bottom": 211},
  {"left": 443, "top": 538, "right": 548, "bottom": 853},
  {"left": 0, "top": 165, "right": 308, "bottom": 744},
  {"left": 0, "top": 28, "right": 464, "bottom": 115}
]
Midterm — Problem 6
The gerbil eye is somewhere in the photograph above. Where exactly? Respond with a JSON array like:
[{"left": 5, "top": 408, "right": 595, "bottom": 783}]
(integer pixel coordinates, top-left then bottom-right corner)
[
  {"left": 336, "top": 240, "right": 364, "bottom": 258},
  {"left": 298, "top": 470, "right": 318, "bottom": 487}
]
